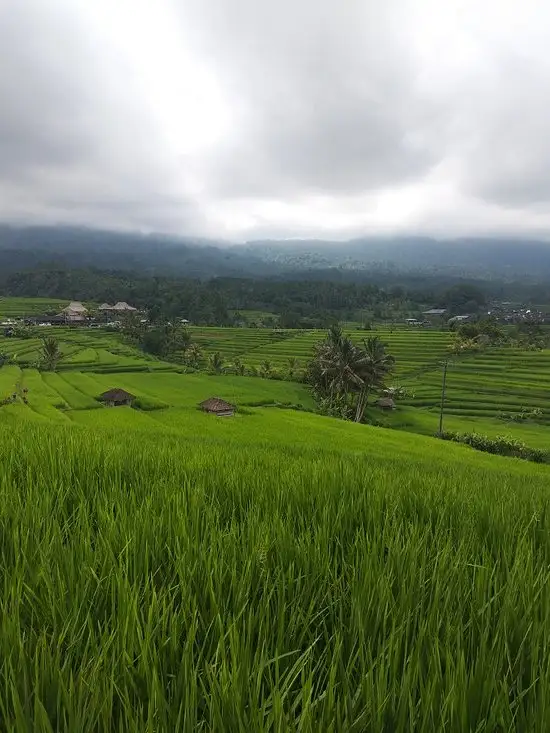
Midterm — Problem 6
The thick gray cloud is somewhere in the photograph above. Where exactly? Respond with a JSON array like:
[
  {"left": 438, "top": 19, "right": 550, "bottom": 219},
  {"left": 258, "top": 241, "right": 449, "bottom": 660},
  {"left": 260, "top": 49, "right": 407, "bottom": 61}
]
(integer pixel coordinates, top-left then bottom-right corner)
[
  {"left": 0, "top": 0, "right": 549, "bottom": 238},
  {"left": 178, "top": 0, "right": 440, "bottom": 197}
]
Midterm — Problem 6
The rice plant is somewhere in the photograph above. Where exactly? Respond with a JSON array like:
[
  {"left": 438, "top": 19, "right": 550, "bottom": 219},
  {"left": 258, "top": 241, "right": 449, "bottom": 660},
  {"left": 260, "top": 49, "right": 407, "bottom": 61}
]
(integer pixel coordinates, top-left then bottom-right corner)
[{"left": 0, "top": 421, "right": 549, "bottom": 731}]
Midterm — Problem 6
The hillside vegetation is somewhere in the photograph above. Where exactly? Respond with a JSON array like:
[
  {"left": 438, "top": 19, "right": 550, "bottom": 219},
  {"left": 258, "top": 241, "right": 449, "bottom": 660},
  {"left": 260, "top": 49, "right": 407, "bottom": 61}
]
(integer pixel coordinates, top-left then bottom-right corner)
[
  {"left": 2, "top": 302, "right": 550, "bottom": 730},
  {"left": 1, "top": 416, "right": 550, "bottom": 731}
]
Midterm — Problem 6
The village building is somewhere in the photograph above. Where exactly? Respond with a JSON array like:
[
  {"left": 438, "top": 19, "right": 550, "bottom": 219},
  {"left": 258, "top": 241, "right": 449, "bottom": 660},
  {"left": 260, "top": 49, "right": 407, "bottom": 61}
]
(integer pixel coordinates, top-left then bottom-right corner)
[
  {"left": 99, "top": 302, "right": 137, "bottom": 313},
  {"left": 423, "top": 308, "right": 447, "bottom": 317},
  {"left": 377, "top": 397, "right": 396, "bottom": 411},
  {"left": 112, "top": 302, "right": 137, "bottom": 312},
  {"left": 448, "top": 314, "right": 472, "bottom": 325},
  {"left": 98, "top": 388, "right": 136, "bottom": 408},
  {"left": 199, "top": 397, "right": 235, "bottom": 417},
  {"left": 61, "top": 301, "right": 88, "bottom": 323}
]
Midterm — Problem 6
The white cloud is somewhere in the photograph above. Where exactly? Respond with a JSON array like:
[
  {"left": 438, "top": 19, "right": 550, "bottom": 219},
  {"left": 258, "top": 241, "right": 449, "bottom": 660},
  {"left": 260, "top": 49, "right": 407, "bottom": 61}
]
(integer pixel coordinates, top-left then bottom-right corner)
[{"left": 0, "top": 0, "right": 550, "bottom": 238}]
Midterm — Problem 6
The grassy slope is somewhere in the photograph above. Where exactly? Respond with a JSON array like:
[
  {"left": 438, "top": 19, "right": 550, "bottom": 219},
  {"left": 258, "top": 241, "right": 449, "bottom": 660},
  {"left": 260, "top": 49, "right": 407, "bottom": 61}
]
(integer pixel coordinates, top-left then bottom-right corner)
[
  {"left": 2, "top": 311, "right": 550, "bottom": 728},
  {"left": 0, "top": 296, "right": 69, "bottom": 317},
  {"left": 1, "top": 411, "right": 550, "bottom": 730}
]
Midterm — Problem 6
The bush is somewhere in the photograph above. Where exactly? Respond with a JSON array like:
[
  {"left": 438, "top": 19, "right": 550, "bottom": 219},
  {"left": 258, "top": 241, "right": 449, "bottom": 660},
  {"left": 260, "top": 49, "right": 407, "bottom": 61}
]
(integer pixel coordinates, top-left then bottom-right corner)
[
  {"left": 438, "top": 431, "right": 549, "bottom": 463},
  {"left": 497, "top": 407, "right": 543, "bottom": 423}
]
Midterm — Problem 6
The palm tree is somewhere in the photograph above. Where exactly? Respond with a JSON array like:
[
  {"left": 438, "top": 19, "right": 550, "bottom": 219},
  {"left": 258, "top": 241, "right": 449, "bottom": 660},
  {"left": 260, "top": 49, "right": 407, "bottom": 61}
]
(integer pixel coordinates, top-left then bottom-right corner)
[
  {"left": 260, "top": 360, "right": 273, "bottom": 379},
  {"left": 307, "top": 328, "right": 395, "bottom": 422},
  {"left": 351, "top": 336, "right": 395, "bottom": 422},
  {"left": 233, "top": 358, "right": 246, "bottom": 376},
  {"left": 208, "top": 351, "right": 224, "bottom": 374},
  {"left": 185, "top": 344, "right": 203, "bottom": 368},
  {"left": 40, "top": 338, "right": 63, "bottom": 372},
  {"left": 287, "top": 357, "right": 299, "bottom": 380},
  {"left": 311, "top": 327, "right": 361, "bottom": 404}
]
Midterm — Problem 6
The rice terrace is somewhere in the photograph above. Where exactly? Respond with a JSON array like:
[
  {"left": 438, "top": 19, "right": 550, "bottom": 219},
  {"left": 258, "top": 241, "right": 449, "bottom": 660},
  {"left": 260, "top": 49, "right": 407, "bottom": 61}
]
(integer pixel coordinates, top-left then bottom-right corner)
[{"left": 1, "top": 287, "right": 550, "bottom": 732}]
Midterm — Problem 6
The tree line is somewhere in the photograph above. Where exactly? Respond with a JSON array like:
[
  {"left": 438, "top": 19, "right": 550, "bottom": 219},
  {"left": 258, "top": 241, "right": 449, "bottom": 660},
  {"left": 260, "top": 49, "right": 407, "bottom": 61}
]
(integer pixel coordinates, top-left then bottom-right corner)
[{"left": 1, "top": 267, "right": 493, "bottom": 327}]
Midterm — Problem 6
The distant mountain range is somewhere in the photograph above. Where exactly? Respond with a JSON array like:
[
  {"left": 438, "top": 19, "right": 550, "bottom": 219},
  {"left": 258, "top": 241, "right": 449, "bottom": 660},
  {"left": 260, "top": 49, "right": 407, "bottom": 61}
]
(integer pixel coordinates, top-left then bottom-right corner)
[
  {"left": 244, "top": 237, "right": 550, "bottom": 279},
  {"left": 1, "top": 224, "right": 550, "bottom": 281}
]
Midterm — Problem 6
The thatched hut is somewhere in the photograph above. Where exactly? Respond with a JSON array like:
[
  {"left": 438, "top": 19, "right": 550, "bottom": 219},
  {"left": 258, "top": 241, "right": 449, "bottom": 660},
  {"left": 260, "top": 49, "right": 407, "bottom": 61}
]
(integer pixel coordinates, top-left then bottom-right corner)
[
  {"left": 98, "top": 388, "right": 136, "bottom": 407},
  {"left": 377, "top": 397, "right": 396, "bottom": 411},
  {"left": 112, "top": 302, "right": 137, "bottom": 312},
  {"left": 61, "top": 301, "right": 88, "bottom": 323},
  {"left": 199, "top": 397, "right": 235, "bottom": 416}
]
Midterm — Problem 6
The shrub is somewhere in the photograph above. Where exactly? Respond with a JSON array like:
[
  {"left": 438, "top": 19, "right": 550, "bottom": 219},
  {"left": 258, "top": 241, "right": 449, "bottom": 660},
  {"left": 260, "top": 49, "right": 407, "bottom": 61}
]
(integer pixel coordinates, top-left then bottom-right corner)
[
  {"left": 438, "top": 431, "right": 549, "bottom": 463},
  {"left": 497, "top": 407, "right": 543, "bottom": 423}
]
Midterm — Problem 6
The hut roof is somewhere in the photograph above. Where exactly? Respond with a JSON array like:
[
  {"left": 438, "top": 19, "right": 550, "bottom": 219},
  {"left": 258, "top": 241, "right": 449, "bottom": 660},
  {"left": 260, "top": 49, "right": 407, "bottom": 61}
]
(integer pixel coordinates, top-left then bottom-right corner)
[
  {"left": 112, "top": 301, "right": 137, "bottom": 311},
  {"left": 377, "top": 397, "right": 395, "bottom": 408},
  {"left": 98, "top": 388, "right": 136, "bottom": 402},
  {"left": 62, "top": 301, "right": 87, "bottom": 313},
  {"left": 199, "top": 397, "right": 235, "bottom": 413},
  {"left": 423, "top": 308, "right": 447, "bottom": 316},
  {"left": 98, "top": 303, "right": 113, "bottom": 310}
]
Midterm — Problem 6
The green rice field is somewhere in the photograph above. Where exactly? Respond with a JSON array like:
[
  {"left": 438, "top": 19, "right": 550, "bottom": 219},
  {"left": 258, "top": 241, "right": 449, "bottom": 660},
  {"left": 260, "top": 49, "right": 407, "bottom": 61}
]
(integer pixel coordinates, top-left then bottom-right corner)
[
  {"left": 1, "top": 405, "right": 550, "bottom": 730},
  {"left": 1, "top": 327, "right": 176, "bottom": 373},
  {"left": 188, "top": 325, "right": 550, "bottom": 425},
  {"left": 0, "top": 296, "right": 73, "bottom": 317},
  {"left": 2, "top": 299, "right": 550, "bottom": 729}
]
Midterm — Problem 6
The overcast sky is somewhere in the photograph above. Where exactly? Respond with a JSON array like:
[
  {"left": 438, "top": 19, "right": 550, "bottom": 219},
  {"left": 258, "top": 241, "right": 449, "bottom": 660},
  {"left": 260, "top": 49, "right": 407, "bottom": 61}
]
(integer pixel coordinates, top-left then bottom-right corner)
[{"left": 1, "top": 0, "right": 550, "bottom": 240}]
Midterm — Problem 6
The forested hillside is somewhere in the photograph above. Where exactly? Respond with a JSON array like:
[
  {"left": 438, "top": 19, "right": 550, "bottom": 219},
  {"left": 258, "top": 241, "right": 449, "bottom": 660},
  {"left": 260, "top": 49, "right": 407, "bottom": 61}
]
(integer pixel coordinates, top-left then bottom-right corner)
[
  {"left": 3, "top": 224, "right": 550, "bottom": 285},
  {"left": 1, "top": 267, "right": 492, "bottom": 326}
]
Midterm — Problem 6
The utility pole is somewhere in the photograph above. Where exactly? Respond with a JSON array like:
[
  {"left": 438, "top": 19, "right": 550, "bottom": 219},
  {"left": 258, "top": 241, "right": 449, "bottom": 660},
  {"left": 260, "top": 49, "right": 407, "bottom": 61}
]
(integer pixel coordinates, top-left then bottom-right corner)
[{"left": 438, "top": 359, "right": 448, "bottom": 436}]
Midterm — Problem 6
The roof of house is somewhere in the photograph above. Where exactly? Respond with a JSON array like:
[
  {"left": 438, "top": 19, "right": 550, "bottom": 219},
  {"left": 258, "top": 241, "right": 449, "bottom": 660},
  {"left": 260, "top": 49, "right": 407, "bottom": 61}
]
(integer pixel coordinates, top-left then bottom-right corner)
[
  {"left": 377, "top": 397, "right": 396, "bottom": 408},
  {"left": 112, "top": 301, "right": 137, "bottom": 311},
  {"left": 98, "top": 303, "right": 113, "bottom": 310},
  {"left": 199, "top": 397, "right": 235, "bottom": 412},
  {"left": 98, "top": 388, "right": 136, "bottom": 402},
  {"left": 62, "top": 301, "right": 87, "bottom": 313}
]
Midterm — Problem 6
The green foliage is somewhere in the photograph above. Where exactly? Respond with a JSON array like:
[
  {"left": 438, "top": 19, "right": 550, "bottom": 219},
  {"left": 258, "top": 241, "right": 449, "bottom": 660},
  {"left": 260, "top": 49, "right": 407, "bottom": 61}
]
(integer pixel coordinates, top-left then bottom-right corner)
[
  {"left": 140, "top": 324, "right": 190, "bottom": 358},
  {"left": 439, "top": 430, "right": 547, "bottom": 462},
  {"left": 259, "top": 360, "right": 273, "bottom": 379},
  {"left": 208, "top": 351, "right": 225, "bottom": 374},
  {"left": 9, "top": 325, "right": 36, "bottom": 340},
  {"left": 286, "top": 356, "right": 299, "bottom": 380},
  {"left": 308, "top": 325, "right": 395, "bottom": 422},
  {"left": 232, "top": 358, "right": 247, "bottom": 376},
  {"left": 443, "top": 283, "right": 486, "bottom": 314},
  {"left": 0, "top": 419, "right": 550, "bottom": 729},
  {"left": 456, "top": 318, "right": 505, "bottom": 343},
  {"left": 497, "top": 407, "right": 543, "bottom": 423},
  {"left": 40, "top": 337, "right": 63, "bottom": 372},
  {"left": 184, "top": 343, "right": 203, "bottom": 368}
]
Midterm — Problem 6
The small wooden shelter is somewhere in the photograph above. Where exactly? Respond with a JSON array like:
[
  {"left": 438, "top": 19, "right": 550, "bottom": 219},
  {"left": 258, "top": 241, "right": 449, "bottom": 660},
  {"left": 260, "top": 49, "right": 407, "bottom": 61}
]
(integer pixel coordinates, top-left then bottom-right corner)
[
  {"left": 377, "top": 397, "right": 396, "bottom": 411},
  {"left": 199, "top": 397, "right": 235, "bottom": 417},
  {"left": 98, "top": 388, "right": 136, "bottom": 407}
]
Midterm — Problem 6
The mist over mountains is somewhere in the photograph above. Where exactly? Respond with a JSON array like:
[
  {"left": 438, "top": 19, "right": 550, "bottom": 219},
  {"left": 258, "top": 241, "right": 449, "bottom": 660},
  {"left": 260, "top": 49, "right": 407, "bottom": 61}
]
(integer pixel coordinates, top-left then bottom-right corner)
[{"left": 1, "top": 224, "right": 550, "bottom": 282}]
